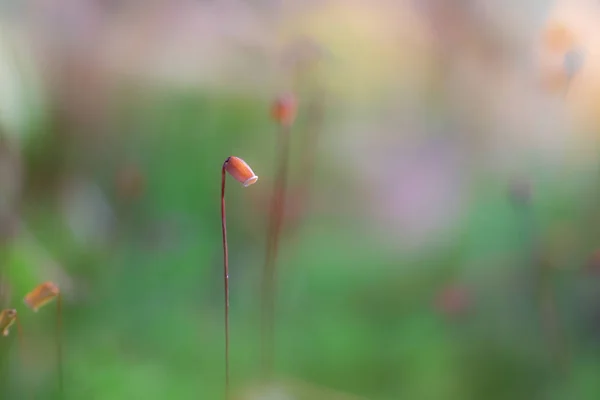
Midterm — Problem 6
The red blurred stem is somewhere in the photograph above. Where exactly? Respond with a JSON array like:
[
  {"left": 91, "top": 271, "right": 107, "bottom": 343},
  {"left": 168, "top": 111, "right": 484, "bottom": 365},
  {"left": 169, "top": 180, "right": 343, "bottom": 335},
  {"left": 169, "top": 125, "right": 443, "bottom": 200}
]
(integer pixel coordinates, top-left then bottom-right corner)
[
  {"left": 16, "top": 316, "right": 24, "bottom": 364},
  {"left": 57, "top": 294, "right": 64, "bottom": 398},
  {"left": 538, "top": 262, "right": 570, "bottom": 376},
  {"left": 261, "top": 125, "right": 291, "bottom": 378}
]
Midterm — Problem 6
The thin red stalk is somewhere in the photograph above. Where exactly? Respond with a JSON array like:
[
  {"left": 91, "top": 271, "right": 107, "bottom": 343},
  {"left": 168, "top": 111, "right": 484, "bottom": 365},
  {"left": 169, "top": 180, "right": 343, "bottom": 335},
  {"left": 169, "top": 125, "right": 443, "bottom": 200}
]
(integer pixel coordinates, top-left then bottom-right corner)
[
  {"left": 261, "top": 124, "right": 291, "bottom": 378},
  {"left": 270, "top": 126, "right": 292, "bottom": 260},
  {"left": 56, "top": 294, "right": 64, "bottom": 397},
  {"left": 0, "top": 243, "right": 10, "bottom": 310},
  {"left": 512, "top": 183, "right": 569, "bottom": 377},
  {"left": 296, "top": 88, "right": 324, "bottom": 217},
  {"left": 1, "top": 339, "right": 7, "bottom": 396},
  {"left": 15, "top": 316, "right": 24, "bottom": 361},
  {"left": 220, "top": 163, "right": 230, "bottom": 398},
  {"left": 15, "top": 317, "right": 29, "bottom": 399},
  {"left": 538, "top": 260, "right": 569, "bottom": 376}
]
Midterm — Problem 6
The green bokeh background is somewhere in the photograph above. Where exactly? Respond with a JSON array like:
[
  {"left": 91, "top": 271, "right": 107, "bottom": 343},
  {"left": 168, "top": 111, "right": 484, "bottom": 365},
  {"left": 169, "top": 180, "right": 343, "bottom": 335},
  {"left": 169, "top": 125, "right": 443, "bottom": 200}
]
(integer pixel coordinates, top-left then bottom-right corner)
[{"left": 0, "top": 87, "right": 598, "bottom": 400}]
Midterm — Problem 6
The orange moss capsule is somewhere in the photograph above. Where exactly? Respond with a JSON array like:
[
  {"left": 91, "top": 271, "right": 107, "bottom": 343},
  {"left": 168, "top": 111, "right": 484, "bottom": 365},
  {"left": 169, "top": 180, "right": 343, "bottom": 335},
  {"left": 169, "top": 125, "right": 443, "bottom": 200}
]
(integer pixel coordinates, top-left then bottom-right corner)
[
  {"left": 434, "top": 284, "right": 470, "bottom": 317},
  {"left": 271, "top": 93, "right": 297, "bottom": 127},
  {"left": 224, "top": 157, "right": 258, "bottom": 187},
  {"left": 116, "top": 163, "right": 145, "bottom": 201},
  {"left": 24, "top": 282, "right": 60, "bottom": 312},
  {"left": 542, "top": 21, "right": 576, "bottom": 53},
  {"left": 0, "top": 309, "right": 17, "bottom": 336}
]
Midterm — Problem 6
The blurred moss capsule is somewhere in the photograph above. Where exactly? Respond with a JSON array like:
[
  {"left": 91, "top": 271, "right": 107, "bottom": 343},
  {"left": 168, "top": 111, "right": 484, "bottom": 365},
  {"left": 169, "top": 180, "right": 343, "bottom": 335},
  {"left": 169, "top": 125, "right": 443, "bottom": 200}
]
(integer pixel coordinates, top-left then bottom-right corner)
[
  {"left": 434, "top": 284, "right": 470, "bottom": 317},
  {"left": 0, "top": 309, "right": 16, "bottom": 336},
  {"left": 224, "top": 157, "right": 258, "bottom": 187},
  {"left": 116, "top": 163, "right": 145, "bottom": 201},
  {"left": 24, "top": 282, "right": 60, "bottom": 312},
  {"left": 271, "top": 93, "right": 297, "bottom": 127},
  {"left": 542, "top": 21, "right": 576, "bottom": 53}
]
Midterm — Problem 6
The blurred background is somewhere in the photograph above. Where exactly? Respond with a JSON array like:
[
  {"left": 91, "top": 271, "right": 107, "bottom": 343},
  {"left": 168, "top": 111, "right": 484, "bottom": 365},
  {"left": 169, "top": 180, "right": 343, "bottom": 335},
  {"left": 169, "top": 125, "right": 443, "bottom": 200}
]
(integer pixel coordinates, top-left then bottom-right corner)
[{"left": 0, "top": 0, "right": 599, "bottom": 398}]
